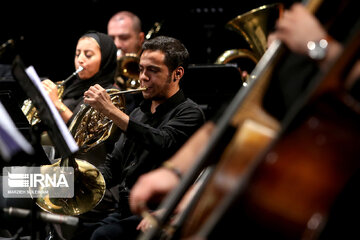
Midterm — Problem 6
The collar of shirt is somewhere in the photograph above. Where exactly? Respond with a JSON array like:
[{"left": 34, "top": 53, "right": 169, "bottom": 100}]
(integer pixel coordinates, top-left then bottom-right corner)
[{"left": 139, "top": 89, "right": 186, "bottom": 116}]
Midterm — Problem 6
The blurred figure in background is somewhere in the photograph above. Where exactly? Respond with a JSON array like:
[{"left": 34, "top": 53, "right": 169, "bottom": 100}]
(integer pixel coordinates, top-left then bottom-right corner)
[{"left": 107, "top": 10, "right": 145, "bottom": 114}]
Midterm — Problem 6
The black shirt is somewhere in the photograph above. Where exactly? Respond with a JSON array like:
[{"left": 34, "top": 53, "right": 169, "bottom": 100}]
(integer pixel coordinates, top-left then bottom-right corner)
[{"left": 100, "top": 89, "right": 205, "bottom": 213}]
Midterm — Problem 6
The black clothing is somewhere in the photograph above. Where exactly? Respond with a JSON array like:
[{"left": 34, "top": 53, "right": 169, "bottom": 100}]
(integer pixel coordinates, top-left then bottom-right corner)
[
  {"left": 0, "top": 64, "right": 12, "bottom": 79},
  {"left": 60, "top": 32, "right": 118, "bottom": 223},
  {"left": 100, "top": 89, "right": 205, "bottom": 214},
  {"left": 124, "top": 91, "right": 144, "bottom": 115},
  {"left": 263, "top": 53, "right": 318, "bottom": 121},
  {"left": 72, "top": 90, "right": 205, "bottom": 239},
  {"left": 75, "top": 213, "right": 141, "bottom": 240}
]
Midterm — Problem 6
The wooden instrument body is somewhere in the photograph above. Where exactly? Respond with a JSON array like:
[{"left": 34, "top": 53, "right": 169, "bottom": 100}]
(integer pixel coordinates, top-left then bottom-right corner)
[
  {"left": 236, "top": 92, "right": 360, "bottom": 239},
  {"left": 181, "top": 108, "right": 279, "bottom": 237},
  {"left": 181, "top": 25, "right": 360, "bottom": 239},
  {"left": 181, "top": 89, "right": 360, "bottom": 239}
]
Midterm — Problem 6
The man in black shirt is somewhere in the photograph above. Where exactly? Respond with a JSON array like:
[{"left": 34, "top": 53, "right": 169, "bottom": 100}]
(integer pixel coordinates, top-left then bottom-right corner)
[{"left": 80, "top": 35, "right": 205, "bottom": 239}]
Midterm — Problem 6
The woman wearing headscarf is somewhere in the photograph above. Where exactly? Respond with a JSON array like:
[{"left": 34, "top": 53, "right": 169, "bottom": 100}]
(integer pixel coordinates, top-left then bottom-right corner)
[
  {"left": 40, "top": 31, "right": 120, "bottom": 227},
  {"left": 42, "top": 31, "right": 117, "bottom": 124}
]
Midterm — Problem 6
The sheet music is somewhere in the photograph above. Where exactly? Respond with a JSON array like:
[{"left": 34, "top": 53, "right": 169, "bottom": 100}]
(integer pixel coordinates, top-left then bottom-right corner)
[
  {"left": 0, "top": 102, "right": 33, "bottom": 161},
  {"left": 25, "top": 66, "right": 79, "bottom": 154}
]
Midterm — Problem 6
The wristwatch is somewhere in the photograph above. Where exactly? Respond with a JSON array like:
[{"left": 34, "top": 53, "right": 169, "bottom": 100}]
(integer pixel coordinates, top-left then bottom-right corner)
[{"left": 307, "top": 39, "right": 328, "bottom": 60}]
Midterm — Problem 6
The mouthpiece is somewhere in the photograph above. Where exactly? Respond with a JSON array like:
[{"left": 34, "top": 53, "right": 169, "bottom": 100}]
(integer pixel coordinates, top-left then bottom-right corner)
[
  {"left": 117, "top": 49, "right": 122, "bottom": 57},
  {"left": 74, "top": 66, "right": 84, "bottom": 75},
  {"left": 59, "top": 66, "right": 85, "bottom": 86}
]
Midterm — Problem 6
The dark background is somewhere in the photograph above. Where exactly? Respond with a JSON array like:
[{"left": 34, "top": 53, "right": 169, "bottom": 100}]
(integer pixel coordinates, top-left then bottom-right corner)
[{"left": 1, "top": 0, "right": 293, "bottom": 81}]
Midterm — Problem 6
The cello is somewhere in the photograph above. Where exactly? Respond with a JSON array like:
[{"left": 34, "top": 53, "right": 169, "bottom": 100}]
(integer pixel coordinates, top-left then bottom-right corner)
[
  {"left": 181, "top": 8, "right": 360, "bottom": 240},
  {"left": 137, "top": 0, "right": 357, "bottom": 239}
]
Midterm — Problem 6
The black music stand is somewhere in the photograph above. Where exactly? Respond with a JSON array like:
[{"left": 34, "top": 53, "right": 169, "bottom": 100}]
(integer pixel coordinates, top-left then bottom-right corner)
[
  {"left": 0, "top": 80, "right": 51, "bottom": 169},
  {"left": 6, "top": 56, "right": 79, "bottom": 239},
  {"left": 12, "top": 55, "right": 78, "bottom": 158},
  {"left": 0, "top": 79, "right": 29, "bottom": 136},
  {"left": 181, "top": 63, "right": 243, "bottom": 119}
]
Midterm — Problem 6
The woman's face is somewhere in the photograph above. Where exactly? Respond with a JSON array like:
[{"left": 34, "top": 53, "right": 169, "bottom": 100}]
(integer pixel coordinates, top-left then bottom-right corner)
[{"left": 75, "top": 37, "right": 101, "bottom": 80}]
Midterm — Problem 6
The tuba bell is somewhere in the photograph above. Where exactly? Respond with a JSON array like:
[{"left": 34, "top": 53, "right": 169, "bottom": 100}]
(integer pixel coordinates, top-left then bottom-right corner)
[
  {"left": 21, "top": 66, "right": 84, "bottom": 125},
  {"left": 215, "top": 3, "right": 284, "bottom": 82}
]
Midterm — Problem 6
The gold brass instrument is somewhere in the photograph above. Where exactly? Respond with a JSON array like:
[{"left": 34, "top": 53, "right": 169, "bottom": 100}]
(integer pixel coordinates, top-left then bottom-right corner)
[
  {"left": 115, "top": 22, "right": 163, "bottom": 90},
  {"left": 21, "top": 66, "right": 84, "bottom": 125},
  {"left": 69, "top": 87, "right": 146, "bottom": 153},
  {"left": 116, "top": 51, "right": 141, "bottom": 89},
  {"left": 146, "top": 21, "right": 162, "bottom": 40},
  {"left": 215, "top": 3, "right": 283, "bottom": 80},
  {"left": 37, "top": 88, "right": 145, "bottom": 215},
  {"left": 35, "top": 156, "right": 106, "bottom": 216}
]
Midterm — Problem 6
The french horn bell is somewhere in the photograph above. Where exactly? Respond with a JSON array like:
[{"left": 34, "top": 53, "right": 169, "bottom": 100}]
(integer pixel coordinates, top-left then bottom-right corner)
[{"left": 35, "top": 156, "right": 106, "bottom": 216}]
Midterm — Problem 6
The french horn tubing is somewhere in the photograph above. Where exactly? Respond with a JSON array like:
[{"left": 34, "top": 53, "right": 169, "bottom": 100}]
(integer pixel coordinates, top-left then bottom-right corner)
[
  {"left": 36, "top": 88, "right": 145, "bottom": 215},
  {"left": 69, "top": 87, "right": 147, "bottom": 153},
  {"left": 21, "top": 66, "right": 84, "bottom": 125}
]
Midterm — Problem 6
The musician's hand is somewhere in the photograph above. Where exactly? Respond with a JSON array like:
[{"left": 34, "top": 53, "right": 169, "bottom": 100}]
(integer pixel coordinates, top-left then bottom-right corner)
[
  {"left": 136, "top": 210, "right": 162, "bottom": 232},
  {"left": 129, "top": 167, "right": 180, "bottom": 215},
  {"left": 42, "top": 79, "right": 59, "bottom": 104},
  {"left": 136, "top": 216, "right": 153, "bottom": 232},
  {"left": 268, "top": 3, "right": 327, "bottom": 55},
  {"left": 84, "top": 84, "right": 114, "bottom": 116}
]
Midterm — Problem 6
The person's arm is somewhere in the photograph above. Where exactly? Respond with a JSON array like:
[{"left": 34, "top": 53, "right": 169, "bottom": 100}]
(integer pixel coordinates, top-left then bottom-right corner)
[
  {"left": 129, "top": 121, "right": 216, "bottom": 215},
  {"left": 267, "top": 3, "right": 343, "bottom": 70},
  {"left": 98, "top": 137, "right": 125, "bottom": 188},
  {"left": 42, "top": 79, "right": 73, "bottom": 123},
  {"left": 84, "top": 84, "right": 130, "bottom": 131},
  {"left": 84, "top": 84, "right": 205, "bottom": 153}
]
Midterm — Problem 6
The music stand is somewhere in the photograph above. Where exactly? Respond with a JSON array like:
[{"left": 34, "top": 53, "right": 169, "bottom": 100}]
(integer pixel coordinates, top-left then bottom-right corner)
[
  {"left": 11, "top": 55, "right": 78, "bottom": 158},
  {"left": 181, "top": 63, "right": 243, "bottom": 119},
  {"left": 0, "top": 79, "right": 29, "bottom": 137},
  {"left": 8, "top": 56, "right": 79, "bottom": 239},
  {"left": 0, "top": 79, "right": 52, "bottom": 168}
]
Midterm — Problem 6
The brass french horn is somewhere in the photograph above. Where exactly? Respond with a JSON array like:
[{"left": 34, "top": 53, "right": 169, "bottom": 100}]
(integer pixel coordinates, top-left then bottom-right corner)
[
  {"left": 215, "top": 3, "right": 284, "bottom": 82},
  {"left": 21, "top": 66, "right": 84, "bottom": 125},
  {"left": 57, "top": 22, "right": 161, "bottom": 156},
  {"left": 35, "top": 156, "right": 106, "bottom": 216},
  {"left": 69, "top": 87, "right": 146, "bottom": 154},
  {"left": 68, "top": 22, "right": 160, "bottom": 155},
  {"left": 36, "top": 88, "right": 145, "bottom": 215}
]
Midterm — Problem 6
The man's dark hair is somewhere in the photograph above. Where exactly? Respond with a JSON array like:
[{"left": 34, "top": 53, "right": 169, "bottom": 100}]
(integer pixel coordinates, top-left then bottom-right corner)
[{"left": 142, "top": 36, "right": 189, "bottom": 73}]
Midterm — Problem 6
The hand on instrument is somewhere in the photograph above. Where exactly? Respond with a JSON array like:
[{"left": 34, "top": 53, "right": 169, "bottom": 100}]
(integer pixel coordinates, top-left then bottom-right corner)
[
  {"left": 136, "top": 215, "right": 153, "bottom": 232},
  {"left": 267, "top": 3, "right": 328, "bottom": 56},
  {"left": 42, "top": 79, "right": 72, "bottom": 122},
  {"left": 42, "top": 79, "right": 60, "bottom": 104},
  {"left": 129, "top": 167, "right": 181, "bottom": 215},
  {"left": 84, "top": 84, "right": 114, "bottom": 116},
  {"left": 136, "top": 210, "right": 162, "bottom": 232},
  {"left": 130, "top": 122, "right": 216, "bottom": 215}
]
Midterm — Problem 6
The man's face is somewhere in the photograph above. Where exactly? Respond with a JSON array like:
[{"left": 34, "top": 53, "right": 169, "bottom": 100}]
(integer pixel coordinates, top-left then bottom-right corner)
[
  {"left": 108, "top": 16, "right": 142, "bottom": 57},
  {"left": 139, "top": 50, "right": 174, "bottom": 101}
]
